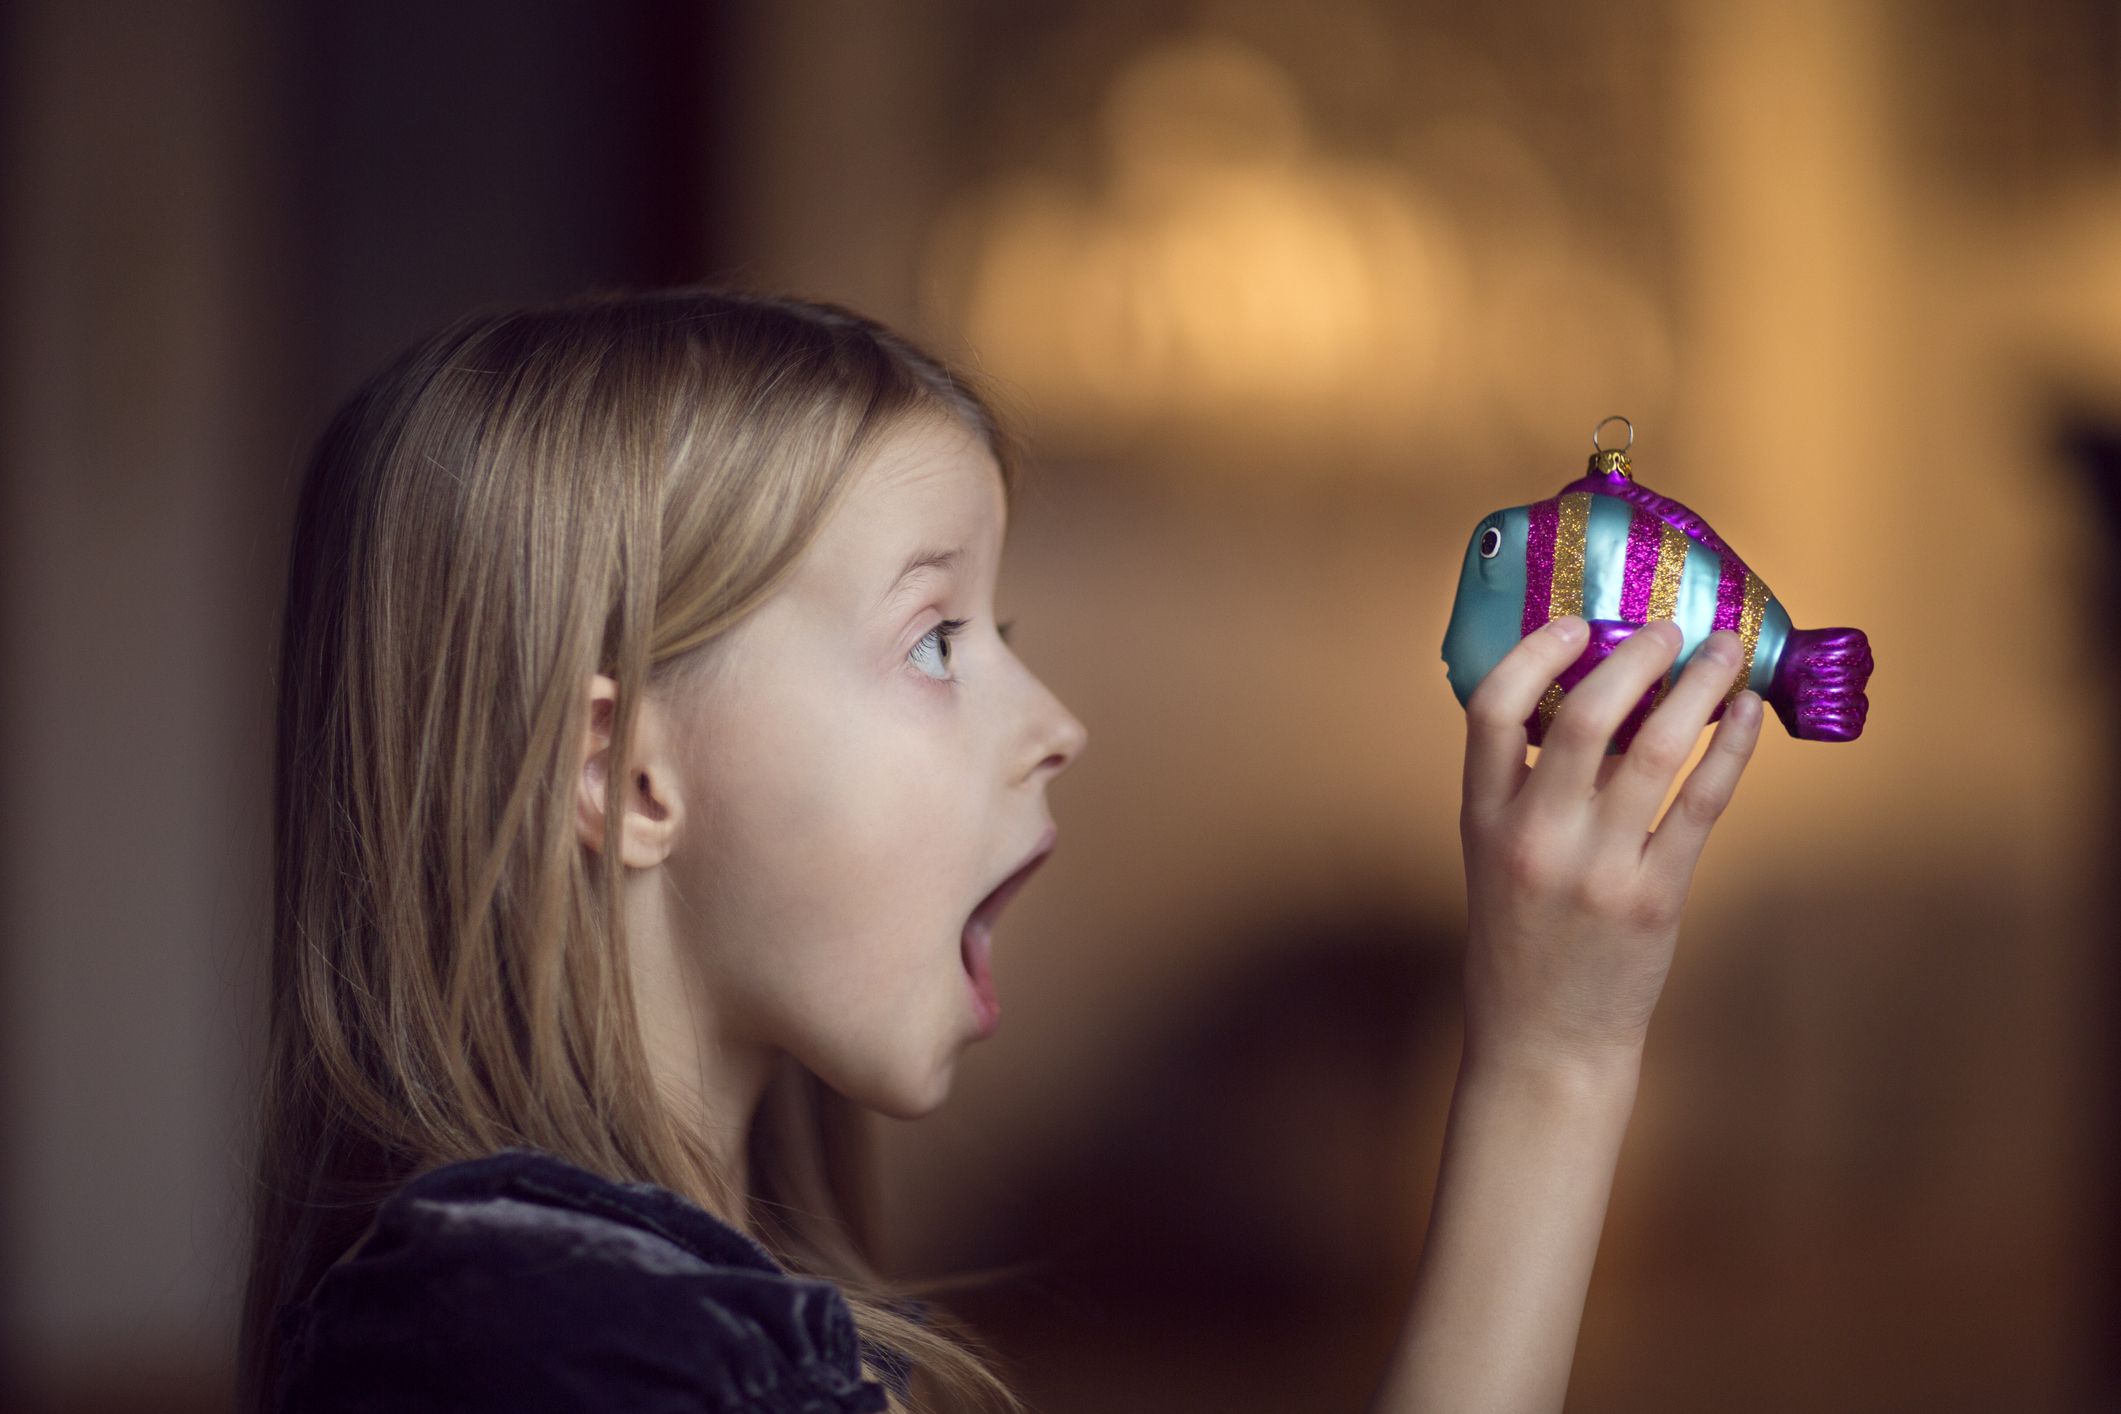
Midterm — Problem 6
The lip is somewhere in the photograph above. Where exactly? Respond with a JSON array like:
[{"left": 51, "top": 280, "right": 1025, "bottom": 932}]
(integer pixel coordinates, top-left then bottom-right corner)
[{"left": 968, "top": 823, "right": 1058, "bottom": 930}]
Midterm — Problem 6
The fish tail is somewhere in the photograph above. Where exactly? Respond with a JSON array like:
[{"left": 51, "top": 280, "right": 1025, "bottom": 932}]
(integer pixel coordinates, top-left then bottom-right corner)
[{"left": 1766, "top": 626, "right": 1873, "bottom": 741}]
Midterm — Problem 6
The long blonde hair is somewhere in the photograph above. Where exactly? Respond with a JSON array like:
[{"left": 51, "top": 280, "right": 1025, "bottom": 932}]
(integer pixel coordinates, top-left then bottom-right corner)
[{"left": 238, "top": 284, "right": 1035, "bottom": 1414}]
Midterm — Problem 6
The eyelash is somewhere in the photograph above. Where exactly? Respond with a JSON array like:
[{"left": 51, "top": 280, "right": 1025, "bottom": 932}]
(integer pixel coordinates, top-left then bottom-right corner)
[{"left": 909, "top": 618, "right": 1016, "bottom": 681}]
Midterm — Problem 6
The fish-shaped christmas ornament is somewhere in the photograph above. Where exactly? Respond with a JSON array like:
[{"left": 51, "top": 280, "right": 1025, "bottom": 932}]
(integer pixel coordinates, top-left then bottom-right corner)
[{"left": 1441, "top": 417, "right": 1873, "bottom": 753}]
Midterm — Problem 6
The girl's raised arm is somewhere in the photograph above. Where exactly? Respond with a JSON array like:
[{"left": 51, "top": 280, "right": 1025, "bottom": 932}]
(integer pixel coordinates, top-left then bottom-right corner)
[{"left": 1369, "top": 615, "right": 1764, "bottom": 1412}]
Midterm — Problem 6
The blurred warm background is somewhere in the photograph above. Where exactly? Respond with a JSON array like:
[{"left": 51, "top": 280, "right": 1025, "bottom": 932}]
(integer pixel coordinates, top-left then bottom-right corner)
[{"left": 4, "top": 1, "right": 2117, "bottom": 1410}]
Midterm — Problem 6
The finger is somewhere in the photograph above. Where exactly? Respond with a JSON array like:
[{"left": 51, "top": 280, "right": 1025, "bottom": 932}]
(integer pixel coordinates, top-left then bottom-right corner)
[
  {"left": 1520, "top": 620, "right": 1684, "bottom": 807},
  {"left": 1595, "top": 630, "right": 1747, "bottom": 835},
  {"left": 1641, "top": 687, "right": 1764, "bottom": 890},
  {"left": 1462, "top": 615, "right": 1589, "bottom": 820}
]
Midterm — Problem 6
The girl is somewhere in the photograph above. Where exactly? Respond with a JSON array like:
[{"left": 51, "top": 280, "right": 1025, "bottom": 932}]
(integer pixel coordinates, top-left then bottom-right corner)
[{"left": 240, "top": 285, "right": 1762, "bottom": 1413}]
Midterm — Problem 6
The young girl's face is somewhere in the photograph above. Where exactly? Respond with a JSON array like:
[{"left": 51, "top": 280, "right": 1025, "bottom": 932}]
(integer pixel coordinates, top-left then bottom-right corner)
[{"left": 657, "top": 410, "right": 1088, "bottom": 1119}]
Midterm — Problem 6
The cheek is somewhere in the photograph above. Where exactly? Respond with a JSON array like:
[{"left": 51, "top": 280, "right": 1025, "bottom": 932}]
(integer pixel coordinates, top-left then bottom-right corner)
[{"left": 679, "top": 666, "right": 975, "bottom": 1004}]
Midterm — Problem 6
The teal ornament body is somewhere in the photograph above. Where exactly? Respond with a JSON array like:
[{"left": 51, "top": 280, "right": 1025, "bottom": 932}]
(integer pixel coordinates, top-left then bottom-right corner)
[{"left": 1439, "top": 421, "right": 1872, "bottom": 752}]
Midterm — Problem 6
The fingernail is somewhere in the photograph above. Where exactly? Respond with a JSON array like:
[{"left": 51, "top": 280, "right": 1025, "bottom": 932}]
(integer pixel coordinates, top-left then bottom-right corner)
[{"left": 1548, "top": 615, "right": 1586, "bottom": 643}]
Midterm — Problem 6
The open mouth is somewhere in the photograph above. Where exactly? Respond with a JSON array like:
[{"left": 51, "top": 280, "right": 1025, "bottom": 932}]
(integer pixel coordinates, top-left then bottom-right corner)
[
  {"left": 959, "top": 826, "right": 1057, "bottom": 1035},
  {"left": 965, "top": 828, "right": 1057, "bottom": 936}
]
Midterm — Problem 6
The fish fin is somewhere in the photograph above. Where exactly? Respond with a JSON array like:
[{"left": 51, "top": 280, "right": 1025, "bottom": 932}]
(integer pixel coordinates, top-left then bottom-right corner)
[
  {"left": 1523, "top": 619, "right": 1662, "bottom": 753},
  {"left": 1581, "top": 618, "right": 1644, "bottom": 646},
  {"left": 1560, "top": 476, "right": 1748, "bottom": 573},
  {"left": 1767, "top": 626, "right": 1873, "bottom": 741}
]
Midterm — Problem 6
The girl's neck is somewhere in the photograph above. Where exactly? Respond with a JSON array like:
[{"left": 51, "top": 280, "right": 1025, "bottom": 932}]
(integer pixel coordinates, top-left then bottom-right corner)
[{"left": 623, "top": 869, "right": 775, "bottom": 1221}]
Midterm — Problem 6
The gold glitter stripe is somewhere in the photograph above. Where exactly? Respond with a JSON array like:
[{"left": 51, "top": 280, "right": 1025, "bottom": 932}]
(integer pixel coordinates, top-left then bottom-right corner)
[
  {"left": 1536, "top": 679, "right": 1565, "bottom": 733},
  {"left": 1640, "top": 524, "right": 1690, "bottom": 717},
  {"left": 1550, "top": 493, "right": 1591, "bottom": 621},
  {"left": 1647, "top": 523, "right": 1689, "bottom": 622},
  {"left": 1729, "top": 570, "right": 1767, "bottom": 706},
  {"left": 1533, "top": 494, "right": 1591, "bottom": 741}
]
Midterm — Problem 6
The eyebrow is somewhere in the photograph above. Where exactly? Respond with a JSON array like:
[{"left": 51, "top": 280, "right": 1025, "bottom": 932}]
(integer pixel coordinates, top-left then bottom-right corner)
[{"left": 881, "top": 545, "right": 964, "bottom": 603}]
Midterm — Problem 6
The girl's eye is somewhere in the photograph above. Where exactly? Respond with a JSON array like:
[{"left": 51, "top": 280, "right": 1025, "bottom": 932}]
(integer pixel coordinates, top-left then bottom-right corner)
[
  {"left": 909, "top": 618, "right": 971, "bottom": 680},
  {"left": 908, "top": 619, "right": 1016, "bottom": 682}
]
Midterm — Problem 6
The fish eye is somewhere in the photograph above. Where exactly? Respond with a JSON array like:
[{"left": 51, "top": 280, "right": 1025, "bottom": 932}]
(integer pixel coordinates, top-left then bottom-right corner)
[{"left": 1478, "top": 526, "right": 1502, "bottom": 560}]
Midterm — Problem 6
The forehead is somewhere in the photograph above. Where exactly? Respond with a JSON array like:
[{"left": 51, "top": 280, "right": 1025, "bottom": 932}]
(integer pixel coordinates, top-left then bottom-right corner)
[{"left": 826, "top": 411, "right": 1006, "bottom": 550}]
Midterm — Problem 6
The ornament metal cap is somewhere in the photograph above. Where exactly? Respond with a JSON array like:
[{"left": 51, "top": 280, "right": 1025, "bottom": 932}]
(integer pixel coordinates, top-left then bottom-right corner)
[{"left": 1587, "top": 414, "right": 1634, "bottom": 480}]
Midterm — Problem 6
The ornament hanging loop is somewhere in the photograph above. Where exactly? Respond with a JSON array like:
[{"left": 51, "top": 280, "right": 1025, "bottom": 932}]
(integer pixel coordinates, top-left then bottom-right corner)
[
  {"left": 1588, "top": 414, "right": 1634, "bottom": 479},
  {"left": 1591, "top": 415, "right": 1633, "bottom": 453}
]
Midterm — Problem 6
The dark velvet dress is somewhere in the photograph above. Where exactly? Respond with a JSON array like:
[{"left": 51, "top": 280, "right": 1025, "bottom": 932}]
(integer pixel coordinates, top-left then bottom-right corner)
[{"left": 271, "top": 1147, "right": 907, "bottom": 1412}]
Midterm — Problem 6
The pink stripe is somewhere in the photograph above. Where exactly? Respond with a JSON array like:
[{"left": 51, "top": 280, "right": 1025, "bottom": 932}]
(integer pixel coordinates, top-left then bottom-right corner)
[
  {"left": 1713, "top": 552, "right": 1745, "bottom": 630},
  {"left": 1618, "top": 505, "right": 1661, "bottom": 622},
  {"left": 1522, "top": 497, "right": 1559, "bottom": 636}
]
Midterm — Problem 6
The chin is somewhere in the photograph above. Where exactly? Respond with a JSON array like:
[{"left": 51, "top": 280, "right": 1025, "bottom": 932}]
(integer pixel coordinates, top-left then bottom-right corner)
[
  {"left": 866, "top": 1091, "right": 947, "bottom": 1122},
  {"left": 867, "top": 1067, "right": 955, "bottom": 1122},
  {"left": 816, "top": 1051, "right": 957, "bottom": 1122}
]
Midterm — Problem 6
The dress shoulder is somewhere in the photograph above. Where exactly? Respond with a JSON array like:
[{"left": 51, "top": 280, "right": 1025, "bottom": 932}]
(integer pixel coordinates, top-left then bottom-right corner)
[{"left": 273, "top": 1147, "right": 891, "bottom": 1414}]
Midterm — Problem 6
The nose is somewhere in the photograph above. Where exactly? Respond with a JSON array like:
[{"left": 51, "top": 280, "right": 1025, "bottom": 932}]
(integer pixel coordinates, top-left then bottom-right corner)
[{"left": 1024, "top": 683, "right": 1088, "bottom": 783}]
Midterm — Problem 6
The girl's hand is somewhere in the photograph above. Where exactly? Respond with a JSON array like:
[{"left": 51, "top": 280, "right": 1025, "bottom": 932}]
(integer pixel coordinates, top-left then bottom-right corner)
[{"left": 1457, "top": 617, "right": 1764, "bottom": 1076}]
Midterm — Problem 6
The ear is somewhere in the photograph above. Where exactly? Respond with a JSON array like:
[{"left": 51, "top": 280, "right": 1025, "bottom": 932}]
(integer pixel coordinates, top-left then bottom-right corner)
[{"left": 576, "top": 673, "right": 681, "bottom": 869}]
